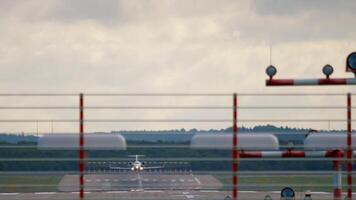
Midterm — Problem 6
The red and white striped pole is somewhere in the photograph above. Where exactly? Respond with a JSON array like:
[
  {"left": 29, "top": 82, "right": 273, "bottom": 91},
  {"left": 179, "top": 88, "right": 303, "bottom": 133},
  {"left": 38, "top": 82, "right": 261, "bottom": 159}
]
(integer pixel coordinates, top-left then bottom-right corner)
[
  {"left": 79, "top": 93, "right": 85, "bottom": 199},
  {"left": 232, "top": 93, "right": 239, "bottom": 200},
  {"left": 333, "top": 150, "right": 343, "bottom": 200},
  {"left": 266, "top": 78, "right": 356, "bottom": 86},
  {"left": 347, "top": 93, "right": 353, "bottom": 200}
]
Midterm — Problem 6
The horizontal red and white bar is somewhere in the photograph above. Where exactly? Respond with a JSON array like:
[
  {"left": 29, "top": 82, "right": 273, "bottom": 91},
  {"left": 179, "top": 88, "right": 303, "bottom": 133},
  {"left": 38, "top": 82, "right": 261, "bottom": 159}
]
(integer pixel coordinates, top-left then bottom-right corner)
[
  {"left": 266, "top": 78, "right": 356, "bottom": 86},
  {"left": 239, "top": 150, "right": 344, "bottom": 158}
]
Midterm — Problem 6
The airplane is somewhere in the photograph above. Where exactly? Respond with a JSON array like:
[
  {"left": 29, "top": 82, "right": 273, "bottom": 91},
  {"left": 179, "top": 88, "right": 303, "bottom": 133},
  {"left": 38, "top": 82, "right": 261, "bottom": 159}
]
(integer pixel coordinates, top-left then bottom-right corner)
[{"left": 109, "top": 155, "right": 165, "bottom": 172}]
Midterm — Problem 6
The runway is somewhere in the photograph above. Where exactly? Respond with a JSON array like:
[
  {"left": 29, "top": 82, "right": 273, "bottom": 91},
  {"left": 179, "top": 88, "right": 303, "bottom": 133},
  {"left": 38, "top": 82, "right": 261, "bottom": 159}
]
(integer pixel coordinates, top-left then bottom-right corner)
[
  {"left": 58, "top": 173, "right": 222, "bottom": 191},
  {"left": 0, "top": 190, "right": 335, "bottom": 200},
  {"left": 0, "top": 173, "right": 342, "bottom": 199}
]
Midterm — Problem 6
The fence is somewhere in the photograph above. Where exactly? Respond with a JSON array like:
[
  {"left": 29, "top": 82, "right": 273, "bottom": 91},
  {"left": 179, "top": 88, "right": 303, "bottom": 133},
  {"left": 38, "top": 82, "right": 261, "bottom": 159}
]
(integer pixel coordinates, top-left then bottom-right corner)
[{"left": 0, "top": 93, "right": 354, "bottom": 200}]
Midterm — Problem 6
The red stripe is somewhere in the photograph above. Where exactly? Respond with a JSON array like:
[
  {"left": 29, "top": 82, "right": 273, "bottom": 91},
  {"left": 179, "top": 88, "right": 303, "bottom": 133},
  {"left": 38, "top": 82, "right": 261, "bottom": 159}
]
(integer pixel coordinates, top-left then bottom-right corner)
[
  {"left": 334, "top": 188, "right": 342, "bottom": 200},
  {"left": 266, "top": 79, "right": 294, "bottom": 86},
  {"left": 282, "top": 151, "right": 305, "bottom": 157},
  {"left": 240, "top": 151, "right": 262, "bottom": 158},
  {"left": 318, "top": 78, "right": 347, "bottom": 85}
]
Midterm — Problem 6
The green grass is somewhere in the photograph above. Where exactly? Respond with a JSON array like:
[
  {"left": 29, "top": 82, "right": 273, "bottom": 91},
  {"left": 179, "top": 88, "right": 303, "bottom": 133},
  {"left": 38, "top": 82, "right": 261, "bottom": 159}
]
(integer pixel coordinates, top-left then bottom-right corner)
[
  {"left": 0, "top": 175, "right": 62, "bottom": 193},
  {"left": 215, "top": 174, "right": 356, "bottom": 192}
]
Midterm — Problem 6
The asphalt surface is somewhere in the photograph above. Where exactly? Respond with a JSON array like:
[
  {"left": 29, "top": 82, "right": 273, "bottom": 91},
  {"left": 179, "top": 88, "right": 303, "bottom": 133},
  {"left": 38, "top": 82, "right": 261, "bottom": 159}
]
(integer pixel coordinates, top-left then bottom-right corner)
[
  {"left": 0, "top": 173, "right": 340, "bottom": 199},
  {"left": 0, "top": 190, "right": 335, "bottom": 200},
  {"left": 59, "top": 173, "right": 222, "bottom": 191}
]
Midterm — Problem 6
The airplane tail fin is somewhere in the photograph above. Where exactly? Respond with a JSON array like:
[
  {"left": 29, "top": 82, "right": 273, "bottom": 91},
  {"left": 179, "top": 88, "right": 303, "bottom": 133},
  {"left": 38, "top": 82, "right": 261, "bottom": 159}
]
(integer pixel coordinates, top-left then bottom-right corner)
[{"left": 128, "top": 155, "right": 145, "bottom": 161}]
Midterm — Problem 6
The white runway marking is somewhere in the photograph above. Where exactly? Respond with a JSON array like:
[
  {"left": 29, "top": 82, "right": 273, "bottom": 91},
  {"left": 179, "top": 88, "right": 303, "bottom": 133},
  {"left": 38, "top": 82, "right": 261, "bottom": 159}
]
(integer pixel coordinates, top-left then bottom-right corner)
[
  {"left": 194, "top": 177, "right": 201, "bottom": 185},
  {"left": 34, "top": 192, "right": 57, "bottom": 195},
  {"left": 311, "top": 192, "right": 330, "bottom": 194},
  {"left": 199, "top": 190, "right": 219, "bottom": 193},
  {"left": 105, "top": 191, "right": 128, "bottom": 193},
  {"left": 71, "top": 192, "right": 92, "bottom": 194},
  {"left": 0, "top": 193, "right": 19, "bottom": 195},
  {"left": 104, "top": 179, "right": 110, "bottom": 182}
]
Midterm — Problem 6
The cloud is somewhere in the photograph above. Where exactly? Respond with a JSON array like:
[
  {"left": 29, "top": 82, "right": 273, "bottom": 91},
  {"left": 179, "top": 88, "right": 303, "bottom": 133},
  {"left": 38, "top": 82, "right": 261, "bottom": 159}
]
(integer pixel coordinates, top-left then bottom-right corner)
[{"left": 0, "top": 0, "right": 355, "bottom": 132}]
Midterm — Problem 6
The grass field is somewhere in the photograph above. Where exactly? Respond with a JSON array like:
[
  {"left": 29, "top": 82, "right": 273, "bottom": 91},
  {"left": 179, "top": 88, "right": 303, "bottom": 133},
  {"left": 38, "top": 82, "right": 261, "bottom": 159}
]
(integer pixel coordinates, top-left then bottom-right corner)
[
  {"left": 0, "top": 175, "right": 62, "bottom": 193},
  {"left": 215, "top": 174, "right": 356, "bottom": 192}
]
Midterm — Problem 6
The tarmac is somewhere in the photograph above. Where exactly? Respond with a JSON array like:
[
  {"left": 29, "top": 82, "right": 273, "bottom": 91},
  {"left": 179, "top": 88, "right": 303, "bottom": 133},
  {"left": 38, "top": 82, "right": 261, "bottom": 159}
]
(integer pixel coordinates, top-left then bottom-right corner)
[{"left": 0, "top": 172, "right": 338, "bottom": 199}]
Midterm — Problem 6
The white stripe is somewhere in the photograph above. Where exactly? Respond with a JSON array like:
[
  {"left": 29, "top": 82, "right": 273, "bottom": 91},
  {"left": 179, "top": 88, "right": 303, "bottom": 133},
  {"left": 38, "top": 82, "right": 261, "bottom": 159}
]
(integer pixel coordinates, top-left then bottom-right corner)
[
  {"left": 239, "top": 191, "right": 257, "bottom": 193},
  {"left": 294, "top": 79, "right": 319, "bottom": 85},
  {"left": 194, "top": 177, "right": 201, "bottom": 185},
  {"left": 311, "top": 192, "right": 330, "bottom": 194},
  {"left": 34, "top": 192, "right": 56, "bottom": 195},
  {"left": 71, "top": 192, "right": 91, "bottom": 194},
  {"left": 262, "top": 151, "right": 282, "bottom": 157},
  {"left": 105, "top": 191, "right": 128, "bottom": 193},
  {"left": 0, "top": 193, "right": 19, "bottom": 195},
  {"left": 346, "top": 78, "right": 356, "bottom": 84}
]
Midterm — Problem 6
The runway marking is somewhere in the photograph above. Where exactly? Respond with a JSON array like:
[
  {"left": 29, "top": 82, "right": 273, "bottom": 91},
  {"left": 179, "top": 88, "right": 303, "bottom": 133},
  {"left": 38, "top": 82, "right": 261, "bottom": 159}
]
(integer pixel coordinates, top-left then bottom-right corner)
[
  {"left": 199, "top": 190, "right": 219, "bottom": 193},
  {"left": 0, "top": 193, "right": 19, "bottom": 195},
  {"left": 194, "top": 177, "right": 201, "bottom": 185},
  {"left": 239, "top": 191, "right": 257, "bottom": 193},
  {"left": 171, "top": 179, "right": 176, "bottom": 182},
  {"left": 86, "top": 179, "right": 92, "bottom": 182},
  {"left": 179, "top": 179, "right": 185, "bottom": 182},
  {"left": 311, "top": 192, "right": 330, "bottom": 194},
  {"left": 104, "top": 179, "right": 110, "bottom": 182},
  {"left": 34, "top": 192, "right": 57, "bottom": 195},
  {"left": 144, "top": 190, "right": 163, "bottom": 193},
  {"left": 105, "top": 191, "right": 128, "bottom": 194},
  {"left": 71, "top": 192, "right": 92, "bottom": 194}
]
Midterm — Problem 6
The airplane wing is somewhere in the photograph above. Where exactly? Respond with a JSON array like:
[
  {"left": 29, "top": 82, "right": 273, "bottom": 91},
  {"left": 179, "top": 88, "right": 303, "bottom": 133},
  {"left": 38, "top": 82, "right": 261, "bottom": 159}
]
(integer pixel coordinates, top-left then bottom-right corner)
[{"left": 109, "top": 166, "right": 132, "bottom": 170}]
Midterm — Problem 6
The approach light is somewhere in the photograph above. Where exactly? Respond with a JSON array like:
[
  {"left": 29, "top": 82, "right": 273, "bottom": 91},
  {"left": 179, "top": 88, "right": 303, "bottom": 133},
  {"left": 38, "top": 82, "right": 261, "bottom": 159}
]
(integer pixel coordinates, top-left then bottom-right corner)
[
  {"left": 322, "top": 64, "right": 334, "bottom": 78},
  {"left": 346, "top": 52, "right": 356, "bottom": 74},
  {"left": 264, "top": 195, "right": 273, "bottom": 200},
  {"left": 266, "top": 65, "right": 277, "bottom": 79},
  {"left": 281, "top": 187, "right": 295, "bottom": 200}
]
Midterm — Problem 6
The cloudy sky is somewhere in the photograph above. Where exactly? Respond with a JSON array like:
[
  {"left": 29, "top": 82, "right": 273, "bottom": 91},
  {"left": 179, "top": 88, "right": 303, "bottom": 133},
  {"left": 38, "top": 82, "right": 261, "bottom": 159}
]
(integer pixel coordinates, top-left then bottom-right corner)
[{"left": 0, "top": 0, "right": 355, "bottom": 133}]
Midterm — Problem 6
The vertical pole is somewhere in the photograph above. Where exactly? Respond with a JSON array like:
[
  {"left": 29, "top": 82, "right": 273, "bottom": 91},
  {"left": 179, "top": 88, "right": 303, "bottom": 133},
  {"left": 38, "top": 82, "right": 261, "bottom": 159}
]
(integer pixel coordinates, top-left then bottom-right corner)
[
  {"left": 333, "top": 150, "right": 342, "bottom": 200},
  {"left": 79, "top": 93, "right": 85, "bottom": 199},
  {"left": 347, "top": 93, "right": 353, "bottom": 200},
  {"left": 232, "top": 93, "right": 238, "bottom": 200}
]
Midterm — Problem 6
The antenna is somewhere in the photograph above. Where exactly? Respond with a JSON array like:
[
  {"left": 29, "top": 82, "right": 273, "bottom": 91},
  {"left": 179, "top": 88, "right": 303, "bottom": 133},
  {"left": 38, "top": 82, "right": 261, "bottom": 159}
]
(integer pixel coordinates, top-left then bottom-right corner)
[{"left": 269, "top": 44, "right": 273, "bottom": 65}]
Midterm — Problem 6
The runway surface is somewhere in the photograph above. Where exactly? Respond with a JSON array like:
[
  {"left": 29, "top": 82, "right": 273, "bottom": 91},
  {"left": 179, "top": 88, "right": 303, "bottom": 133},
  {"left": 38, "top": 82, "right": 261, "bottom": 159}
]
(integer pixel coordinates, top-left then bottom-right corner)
[
  {"left": 0, "top": 173, "right": 343, "bottom": 199},
  {"left": 0, "top": 190, "right": 337, "bottom": 200},
  {"left": 58, "top": 173, "right": 222, "bottom": 191}
]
